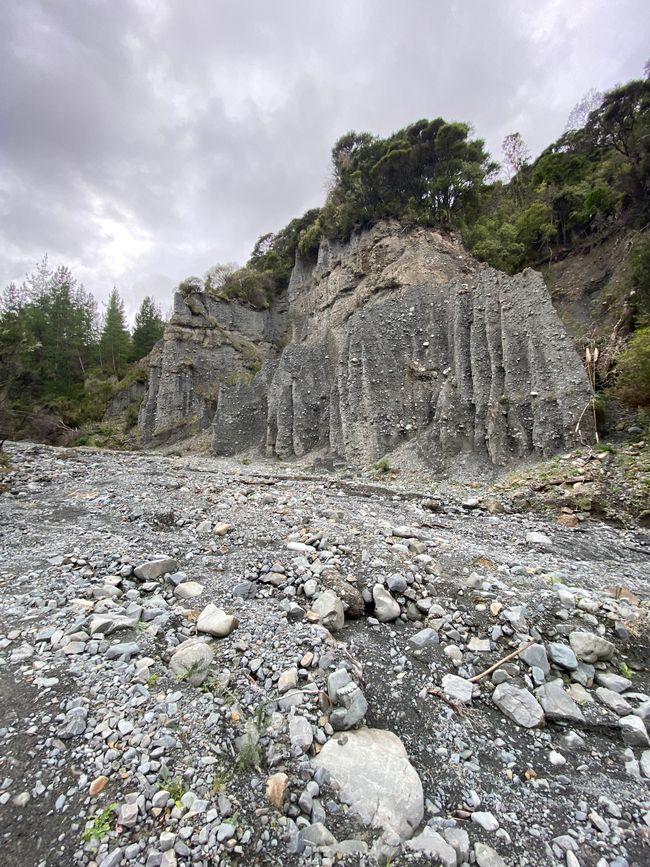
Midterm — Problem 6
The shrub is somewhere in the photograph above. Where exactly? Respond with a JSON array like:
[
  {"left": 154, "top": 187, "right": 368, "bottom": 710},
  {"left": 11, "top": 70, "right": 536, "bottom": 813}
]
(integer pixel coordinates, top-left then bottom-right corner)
[
  {"left": 615, "top": 326, "right": 650, "bottom": 406},
  {"left": 178, "top": 276, "right": 204, "bottom": 296},
  {"left": 124, "top": 402, "right": 140, "bottom": 430},
  {"left": 220, "top": 268, "right": 275, "bottom": 308},
  {"left": 629, "top": 235, "right": 650, "bottom": 316}
]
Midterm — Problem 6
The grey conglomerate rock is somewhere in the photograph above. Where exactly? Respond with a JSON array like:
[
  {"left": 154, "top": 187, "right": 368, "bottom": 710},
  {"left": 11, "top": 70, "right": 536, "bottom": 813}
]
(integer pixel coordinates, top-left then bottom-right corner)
[{"left": 140, "top": 222, "right": 592, "bottom": 473}]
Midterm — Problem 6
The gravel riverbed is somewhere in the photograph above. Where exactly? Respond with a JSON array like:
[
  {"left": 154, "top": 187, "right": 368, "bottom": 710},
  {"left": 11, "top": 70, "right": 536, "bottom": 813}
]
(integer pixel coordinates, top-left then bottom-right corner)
[{"left": 1, "top": 442, "right": 649, "bottom": 867}]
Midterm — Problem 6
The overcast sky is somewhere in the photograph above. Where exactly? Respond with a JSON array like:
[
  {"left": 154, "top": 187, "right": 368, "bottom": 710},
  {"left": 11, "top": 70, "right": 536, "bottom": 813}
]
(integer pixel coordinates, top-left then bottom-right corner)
[{"left": 1, "top": 0, "right": 647, "bottom": 319}]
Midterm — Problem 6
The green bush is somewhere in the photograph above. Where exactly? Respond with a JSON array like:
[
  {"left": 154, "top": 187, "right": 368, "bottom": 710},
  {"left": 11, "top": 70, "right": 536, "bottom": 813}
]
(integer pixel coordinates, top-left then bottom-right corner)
[
  {"left": 629, "top": 235, "right": 650, "bottom": 316},
  {"left": 615, "top": 326, "right": 650, "bottom": 406},
  {"left": 124, "top": 402, "right": 140, "bottom": 430},
  {"left": 220, "top": 268, "right": 276, "bottom": 308}
]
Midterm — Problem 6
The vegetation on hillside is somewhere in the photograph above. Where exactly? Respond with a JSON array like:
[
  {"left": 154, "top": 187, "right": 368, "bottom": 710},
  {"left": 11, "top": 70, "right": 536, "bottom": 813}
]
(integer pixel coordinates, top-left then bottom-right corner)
[
  {"left": 0, "top": 259, "right": 165, "bottom": 442},
  {"left": 187, "top": 69, "right": 649, "bottom": 405},
  {"left": 189, "top": 72, "right": 648, "bottom": 313}
]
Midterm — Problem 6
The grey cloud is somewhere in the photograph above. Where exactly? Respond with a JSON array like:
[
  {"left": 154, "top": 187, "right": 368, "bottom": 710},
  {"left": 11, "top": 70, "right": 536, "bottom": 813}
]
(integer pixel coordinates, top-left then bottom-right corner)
[{"left": 0, "top": 0, "right": 647, "bottom": 315}]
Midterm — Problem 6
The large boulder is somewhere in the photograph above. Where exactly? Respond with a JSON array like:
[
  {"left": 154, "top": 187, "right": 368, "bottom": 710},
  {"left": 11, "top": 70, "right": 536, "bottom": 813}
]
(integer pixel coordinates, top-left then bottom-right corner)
[
  {"left": 196, "top": 604, "right": 239, "bottom": 638},
  {"left": 312, "top": 727, "right": 423, "bottom": 840},
  {"left": 169, "top": 640, "right": 214, "bottom": 686},
  {"left": 569, "top": 631, "right": 616, "bottom": 663}
]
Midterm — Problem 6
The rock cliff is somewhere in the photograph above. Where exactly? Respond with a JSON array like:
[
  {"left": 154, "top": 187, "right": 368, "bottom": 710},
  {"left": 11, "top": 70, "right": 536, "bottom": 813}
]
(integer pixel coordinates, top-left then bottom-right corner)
[
  {"left": 141, "top": 221, "right": 593, "bottom": 472},
  {"left": 139, "top": 290, "right": 287, "bottom": 447}
]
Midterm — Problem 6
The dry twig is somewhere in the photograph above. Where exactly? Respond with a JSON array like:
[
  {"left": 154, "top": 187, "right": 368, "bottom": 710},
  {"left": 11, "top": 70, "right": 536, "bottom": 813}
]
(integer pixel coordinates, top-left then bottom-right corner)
[{"left": 468, "top": 640, "right": 535, "bottom": 683}]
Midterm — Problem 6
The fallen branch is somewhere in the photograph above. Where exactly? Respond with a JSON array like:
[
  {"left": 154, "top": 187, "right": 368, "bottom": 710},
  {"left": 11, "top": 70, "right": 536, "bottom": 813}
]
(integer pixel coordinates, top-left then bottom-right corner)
[
  {"left": 427, "top": 687, "right": 473, "bottom": 718},
  {"left": 468, "top": 640, "right": 535, "bottom": 683}
]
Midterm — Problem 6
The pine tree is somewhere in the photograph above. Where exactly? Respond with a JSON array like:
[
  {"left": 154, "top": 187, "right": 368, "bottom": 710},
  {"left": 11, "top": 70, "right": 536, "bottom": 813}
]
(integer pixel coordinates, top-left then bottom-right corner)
[
  {"left": 100, "top": 288, "right": 131, "bottom": 376},
  {"left": 18, "top": 260, "right": 96, "bottom": 394},
  {"left": 131, "top": 296, "right": 165, "bottom": 360}
]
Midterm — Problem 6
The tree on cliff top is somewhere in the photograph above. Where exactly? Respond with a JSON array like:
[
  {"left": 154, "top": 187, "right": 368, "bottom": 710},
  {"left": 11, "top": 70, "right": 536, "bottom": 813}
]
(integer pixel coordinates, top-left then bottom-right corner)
[{"left": 315, "top": 118, "right": 495, "bottom": 241}]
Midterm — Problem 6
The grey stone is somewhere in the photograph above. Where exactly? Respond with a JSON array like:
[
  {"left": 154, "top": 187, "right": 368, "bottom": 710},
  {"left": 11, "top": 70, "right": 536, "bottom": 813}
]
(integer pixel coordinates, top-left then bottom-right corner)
[
  {"left": 216, "top": 822, "right": 236, "bottom": 842},
  {"left": 640, "top": 750, "right": 650, "bottom": 779},
  {"left": 526, "top": 531, "right": 553, "bottom": 549},
  {"left": 441, "top": 674, "right": 474, "bottom": 704},
  {"left": 311, "top": 590, "right": 345, "bottom": 632},
  {"left": 387, "top": 574, "right": 408, "bottom": 593},
  {"left": 408, "top": 627, "right": 439, "bottom": 652},
  {"left": 444, "top": 827, "right": 470, "bottom": 862},
  {"left": 232, "top": 580, "right": 255, "bottom": 598},
  {"left": 169, "top": 641, "right": 214, "bottom": 686},
  {"left": 595, "top": 687, "right": 631, "bottom": 716},
  {"left": 472, "top": 811, "right": 499, "bottom": 831},
  {"left": 300, "top": 823, "right": 337, "bottom": 848},
  {"left": 322, "top": 839, "right": 368, "bottom": 857},
  {"left": 173, "top": 581, "right": 204, "bottom": 600},
  {"left": 328, "top": 668, "right": 352, "bottom": 703},
  {"left": 536, "top": 679, "right": 584, "bottom": 723},
  {"left": 118, "top": 803, "right": 138, "bottom": 827},
  {"left": 547, "top": 642, "right": 578, "bottom": 670},
  {"left": 569, "top": 631, "right": 616, "bottom": 663},
  {"left": 572, "top": 661, "right": 595, "bottom": 687},
  {"left": 134, "top": 558, "right": 179, "bottom": 581},
  {"left": 620, "top": 714, "right": 650, "bottom": 747},
  {"left": 277, "top": 667, "right": 298, "bottom": 693},
  {"left": 289, "top": 716, "right": 313, "bottom": 752},
  {"left": 105, "top": 642, "right": 141, "bottom": 661},
  {"left": 405, "top": 830, "right": 456, "bottom": 865},
  {"left": 372, "top": 584, "right": 401, "bottom": 622},
  {"left": 492, "top": 683, "right": 545, "bottom": 728},
  {"left": 312, "top": 727, "right": 423, "bottom": 839},
  {"left": 468, "top": 636, "right": 491, "bottom": 652},
  {"left": 99, "top": 849, "right": 125, "bottom": 867},
  {"left": 89, "top": 615, "right": 138, "bottom": 636},
  {"left": 594, "top": 671, "right": 632, "bottom": 693},
  {"left": 475, "top": 842, "right": 507, "bottom": 867},
  {"left": 520, "top": 643, "right": 550, "bottom": 676},
  {"left": 196, "top": 604, "right": 239, "bottom": 638},
  {"left": 330, "top": 681, "right": 368, "bottom": 731}
]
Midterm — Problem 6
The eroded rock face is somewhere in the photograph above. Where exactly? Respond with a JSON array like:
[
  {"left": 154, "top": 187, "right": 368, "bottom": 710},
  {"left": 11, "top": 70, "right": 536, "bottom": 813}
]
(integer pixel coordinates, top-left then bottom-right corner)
[
  {"left": 141, "top": 221, "right": 592, "bottom": 471},
  {"left": 263, "top": 223, "right": 591, "bottom": 471},
  {"left": 140, "top": 290, "right": 287, "bottom": 447}
]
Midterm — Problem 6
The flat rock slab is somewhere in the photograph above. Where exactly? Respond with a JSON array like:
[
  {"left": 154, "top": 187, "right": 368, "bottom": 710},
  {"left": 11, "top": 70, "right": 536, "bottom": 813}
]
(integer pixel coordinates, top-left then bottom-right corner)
[
  {"left": 442, "top": 674, "right": 474, "bottom": 704},
  {"left": 134, "top": 558, "right": 179, "bottom": 581},
  {"left": 312, "top": 727, "right": 423, "bottom": 839},
  {"left": 492, "top": 683, "right": 545, "bottom": 728},
  {"left": 535, "top": 679, "right": 585, "bottom": 723}
]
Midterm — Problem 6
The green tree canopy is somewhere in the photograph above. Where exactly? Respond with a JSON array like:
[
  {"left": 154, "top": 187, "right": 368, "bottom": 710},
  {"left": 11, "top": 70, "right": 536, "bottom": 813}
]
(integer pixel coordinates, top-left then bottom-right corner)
[
  {"left": 100, "top": 288, "right": 131, "bottom": 375},
  {"left": 131, "top": 296, "right": 165, "bottom": 360}
]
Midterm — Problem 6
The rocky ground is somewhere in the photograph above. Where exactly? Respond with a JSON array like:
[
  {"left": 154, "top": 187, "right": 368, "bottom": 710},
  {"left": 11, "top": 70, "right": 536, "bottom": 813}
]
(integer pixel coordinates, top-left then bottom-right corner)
[{"left": 0, "top": 442, "right": 649, "bottom": 867}]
